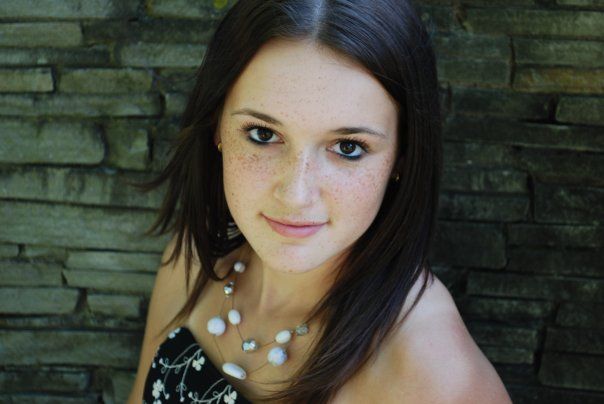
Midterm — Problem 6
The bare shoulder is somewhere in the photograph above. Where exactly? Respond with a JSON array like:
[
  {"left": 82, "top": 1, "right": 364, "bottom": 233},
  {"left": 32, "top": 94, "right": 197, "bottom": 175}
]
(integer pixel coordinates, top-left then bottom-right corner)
[{"left": 332, "top": 270, "right": 512, "bottom": 403}]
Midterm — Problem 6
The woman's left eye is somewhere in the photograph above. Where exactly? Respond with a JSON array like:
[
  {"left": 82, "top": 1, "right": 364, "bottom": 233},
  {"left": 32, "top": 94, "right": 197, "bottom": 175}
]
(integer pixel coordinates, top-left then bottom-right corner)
[{"left": 240, "top": 123, "right": 370, "bottom": 161}]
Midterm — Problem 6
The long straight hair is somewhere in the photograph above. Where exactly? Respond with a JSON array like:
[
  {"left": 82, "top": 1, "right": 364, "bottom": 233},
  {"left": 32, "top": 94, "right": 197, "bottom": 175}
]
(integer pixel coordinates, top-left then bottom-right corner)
[{"left": 131, "top": 0, "right": 442, "bottom": 402}]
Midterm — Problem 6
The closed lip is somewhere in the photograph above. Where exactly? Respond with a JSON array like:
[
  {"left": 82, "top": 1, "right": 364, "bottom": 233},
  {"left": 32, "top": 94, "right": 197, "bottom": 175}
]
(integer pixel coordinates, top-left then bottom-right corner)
[{"left": 262, "top": 214, "right": 326, "bottom": 227}]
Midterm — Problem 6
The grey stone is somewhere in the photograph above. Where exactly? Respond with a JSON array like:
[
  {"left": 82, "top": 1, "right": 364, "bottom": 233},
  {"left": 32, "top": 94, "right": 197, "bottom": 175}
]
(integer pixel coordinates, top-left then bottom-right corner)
[
  {"left": 437, "top": 59, "right": 509, "bottom": 86},
  {"left": 557, "top": 302, "right": 604, "bottom": 328},
  {"left": 442, "top": 168, "right": 527, "bottom": 193},
  {"left": 21, "top": 245, "right": 68, "bottom": 261},
  {"left": 0, "top": 261, "right": 63, "bottom": 286},
  {"left": 0, "top": 329, "right": 141, "bottom": 366},
  {"left": 515, "top": 66, "right": 604, "bottom": 94},
  {"left": 0, "top": 166, "right": 165, "bottom": 208},
  {"left": 507, "top": 247, "right": 603, "bottom": 277},
  {"left": 557, "top": 96, "right": 604, "bottom": 126},
  {"left": 515, "top": 38, "right": 604, "bottom": 68},
  {"left": 105, "top": 122, "right": 150, "bottom": 170},
  {"left": 444, "top": 142, "right": 515, "bottom": 168},
  {"left": 468, "top": 323, "right": 539, "bottom": 349},
  {"left": 67, "top": 250, "right": 161, "bottom": 272},
  {"left": 0, "top": 244, "right": 19, "bottom": 258},
  {"left": 102, "top": 370, "right": 136, "bottom": 404},
  {"left": 0, "top": 369, "right": 88, "bottom": 392},
  {"left": 60, "top": 68, "right": 153, "bottom": 94},
  {"left": 87, "top": 293, "right": 141, "bottom": 318},
  {"left": 64, "top": 269, "right": 155, "bottom": 295},
  {"left": 451, "top": 87, "right": 549, "bottom": 120},
  {"left": 0, "top": 23, "right": 82, "bottom": 47},
  {"left": 434, "top": 32, "right": 509, "bottom": 60},
  {"left": 0, "top": 68, "right": 53, "bottom": 92},
  {"left": 0, "top": 287, "right": 79, "bottom": 314},
  {"left": 0, "top": 46, "right": 110, "bottom": 66},
  {"left": 467, "top": 272, "right": 604, "bottom": 301},
  {"left": 118, "top": 42, "right": 206, "bottom": 68},
  {"left": 0, "top": 0, "right": 139, "bottom": 19},
  {"left": 535, "top": 182, "right": 604, "bottom": 224},
  {"left": 545, "top": 327, "right": 604, "bottom": 355},
  {"left": 482, "top": 346, "right": 534, "bottom": 365},
  {"left": 164, "top": 92, "right": 187, "bottom": 116},
  {"left": 438, "top": 193, "right": 529, "bottom": 221},
  {"left": 0, "top": 94, "right": 161, "bottom": 117},
  {"left": 508, "top": 385, "right": 604, "bottom": 404},
  {"left": 539, "top": 352, "right": 604, "bottom": 391},
  {"left": 459, "top": 297, "right": 555, "bottom": 321},
  {"left": 0, "top": 394, "right": 98, "bottom": 403},
  {"left": 0, "top": 200, "right": 169, "bottom": 251},
  {"left": 0, "top": 120, "right": 103, "bottom": 164},
  {"left": 508, "top": 224, "right": 604, "bottom": 248},
  {"left": 430, "top": 222, "right": 506, "bottom": 268},
  {"left": 147, "top": 0, "right": 234, "bottom": 19}
]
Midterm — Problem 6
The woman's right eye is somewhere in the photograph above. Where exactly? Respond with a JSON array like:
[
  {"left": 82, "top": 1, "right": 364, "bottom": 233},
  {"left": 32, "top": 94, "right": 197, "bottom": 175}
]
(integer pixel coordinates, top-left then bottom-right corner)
[{"left": 241, "top": 124, "right": 279, "bottom": 145}]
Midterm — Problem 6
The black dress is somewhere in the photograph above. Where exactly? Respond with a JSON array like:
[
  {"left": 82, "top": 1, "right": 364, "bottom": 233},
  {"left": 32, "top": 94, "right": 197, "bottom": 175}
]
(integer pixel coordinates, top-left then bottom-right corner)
[{"left": 142, "top": 326, "right": 252, "bottom": 403}]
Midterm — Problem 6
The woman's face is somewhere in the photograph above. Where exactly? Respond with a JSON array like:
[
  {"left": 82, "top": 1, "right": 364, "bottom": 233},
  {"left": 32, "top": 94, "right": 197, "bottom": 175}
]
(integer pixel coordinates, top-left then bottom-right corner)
[{"left": 216, "top": 38, "right": 399, "bottom": 274}]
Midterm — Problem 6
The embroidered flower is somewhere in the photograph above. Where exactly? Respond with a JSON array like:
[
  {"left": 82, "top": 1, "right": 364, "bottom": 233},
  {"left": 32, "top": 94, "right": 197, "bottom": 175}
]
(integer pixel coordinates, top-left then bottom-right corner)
[
  {"left": 152, "top": 379, "right": 164, "bottom": 399},
  {"left": 192, "top": 356, "right": 205, "bottom": 371},
  {"left": 223, "top": 390, "right": 237, "bottom": 404}
]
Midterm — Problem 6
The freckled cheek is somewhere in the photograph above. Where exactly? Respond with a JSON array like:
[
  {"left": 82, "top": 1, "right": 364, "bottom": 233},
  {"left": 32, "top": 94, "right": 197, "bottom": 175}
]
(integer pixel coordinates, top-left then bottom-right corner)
[
  {"left": 329, "top": 171, "right": 385, "bottom": 223},
  {"left": 223, "top": 150, "right": 276, "bottom": 194}
]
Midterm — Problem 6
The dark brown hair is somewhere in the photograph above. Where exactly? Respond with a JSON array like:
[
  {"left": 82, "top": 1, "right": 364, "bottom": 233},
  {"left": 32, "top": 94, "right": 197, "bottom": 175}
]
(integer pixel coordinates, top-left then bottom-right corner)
[{"left": 131, "top": 0, "right": 442, "bottom": 402}]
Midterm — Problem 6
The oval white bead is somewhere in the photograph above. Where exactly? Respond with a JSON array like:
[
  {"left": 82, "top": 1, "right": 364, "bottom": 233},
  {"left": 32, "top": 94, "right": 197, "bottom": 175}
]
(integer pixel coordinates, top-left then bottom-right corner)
[
  {"left": 233, "top": 261, "right": 246, "bottom": 273},
  {"left": 267, "top": 346, "right": 288, "bottom": 366},
  {"left": 228, "top": 309, "right": 241, "bottom": 325},
  {"left": 207, "top": 315, "right": 226, "bottom": 336},
  {"left": 222, "top": 362, "right": 246, "bottom": 380},
  {"left": 275, "top": 329, "right": 291, "bottom": 344}
]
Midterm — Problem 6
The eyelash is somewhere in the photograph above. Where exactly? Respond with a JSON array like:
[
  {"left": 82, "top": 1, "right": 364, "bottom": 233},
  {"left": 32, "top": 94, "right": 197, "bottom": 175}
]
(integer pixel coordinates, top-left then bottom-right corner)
[{"left": 239, "top": 121, "right": 371, "bottom": 161}]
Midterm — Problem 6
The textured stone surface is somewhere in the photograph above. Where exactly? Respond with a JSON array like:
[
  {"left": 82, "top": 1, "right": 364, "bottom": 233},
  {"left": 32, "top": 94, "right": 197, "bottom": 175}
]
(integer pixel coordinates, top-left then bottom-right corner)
[
  {"left": 147, "top": 0, "right": 237, "bottom": 19},
  {"left": 0, "top": 0, "right": 139, "bottom": 19},
  {"left": 442, "top": 168, "right": 527, "bottom": 193},
  {"left": 66, "top": 250, "right": 161, "bottom": 272},
  {"left": 515, "top": 38, "right": 604, "bottom": 68},
  {"left": 60, "top": 68, "right": 153, "bottom": 93},
  {"left": 438, "top": 193, "right": 529, "bottom": 221},
  {"left": 437, "top": 59, "right": 509, "bottom": 86},
  {"left": 0, "top": 261, "right": 63, "bottom": 286},
  {"left": 508, "top": 224, "right": 604, "bottom": 248},
  {"left": 556, "top": 302, "right": 604, "bottom": 328},
  {"left": 0, "top": 200, "right": 169, "bottom": 251},
  {"left": 104, "top": 121, "right": 150, "bottom": 170},
  {"left": 515, "top": 67, "right": 604, "bottom": 94},
  {"left": 64, "top": 269, "right": 155, "bottom": 295},
  {"left": 0, "top": 68, "right": 53, "bottom": 92},
  {"left": 0, "top": 120, "right": 103, "bottom": 164},
  {"left": 102, "top": 370, "right": 136, "bottom": 404},
  {"left": 451, "top": 87, "right": 549, "bottom": 119},
  {"left": 0, "top": 23, "right": 82, "bottom": 47},
  {"left": 507, "top": 248, "right": 603, "bottom": 277},
  {"left": 87, "top": 293, "right": 140, "bottom": 318},
  {"left": 0, "top": 329, "right": 141, "bottom": 366},
  {"left": 0, "top": 287, "right": 79, "bottom": 314},
  {"left": 0, "top": 47, "right": 110, "bottom": 66},
  {"left": 535, "top": 182, "right": 604, "bottom": 224},
  {"left": 0, "top": 244, "right": 19, "bottom": 258},
  {"left": 0, "top": 166, "right": 164, "bottom": 208},
  {"left": 468, "top": 323, "right": 539, "bottom": 349},
  {"left": 482, "top": 346, "right": 534, "bottom": 365},
  {"left": 0, "top": 369, "right": 88, "bottom": 393},
  {"left": 545, "top": 327, "right": 604, "bottom": 354},
  {"left": 118, "top": 43, "right": 205, "bottom": 67},
  {"left": 539, "top": 352, "right": 604, "bottom": 391},
  {"left": 557, "top": 96, "right": 604, "bottom": 126},
  {"left": 459, "top": 297, "right": 555, "bottom": 322}
]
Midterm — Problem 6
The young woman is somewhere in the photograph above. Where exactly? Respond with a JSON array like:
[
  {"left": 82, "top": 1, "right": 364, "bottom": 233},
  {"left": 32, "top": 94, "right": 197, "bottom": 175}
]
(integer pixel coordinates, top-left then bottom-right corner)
[{"left": 128, "top": 0, "right": 512, "bottom": 403}]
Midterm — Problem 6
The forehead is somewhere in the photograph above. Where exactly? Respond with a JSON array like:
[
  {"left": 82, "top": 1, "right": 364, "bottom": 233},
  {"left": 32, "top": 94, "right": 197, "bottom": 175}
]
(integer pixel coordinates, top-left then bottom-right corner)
[{"left": 224, "top": 39, "right": 398, "bottom": 133}]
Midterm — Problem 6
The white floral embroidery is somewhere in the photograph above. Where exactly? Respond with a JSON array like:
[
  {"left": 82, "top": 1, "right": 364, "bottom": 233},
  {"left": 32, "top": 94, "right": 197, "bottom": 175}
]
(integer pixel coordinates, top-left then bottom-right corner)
[{"left": 150, "top": 327, "right": 241, "bottom": 403}]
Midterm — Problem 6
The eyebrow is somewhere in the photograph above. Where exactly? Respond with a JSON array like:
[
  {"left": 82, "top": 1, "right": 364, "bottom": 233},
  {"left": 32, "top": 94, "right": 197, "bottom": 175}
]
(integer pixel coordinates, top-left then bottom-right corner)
[{"left": 231, "top": 108, "right": 388, "bottom": 139}]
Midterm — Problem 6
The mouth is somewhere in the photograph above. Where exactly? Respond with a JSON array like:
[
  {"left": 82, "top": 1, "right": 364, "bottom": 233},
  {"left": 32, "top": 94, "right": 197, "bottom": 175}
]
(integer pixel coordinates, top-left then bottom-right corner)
[{"left": 262, "top": 214, "right": 326, "bottom": 238}]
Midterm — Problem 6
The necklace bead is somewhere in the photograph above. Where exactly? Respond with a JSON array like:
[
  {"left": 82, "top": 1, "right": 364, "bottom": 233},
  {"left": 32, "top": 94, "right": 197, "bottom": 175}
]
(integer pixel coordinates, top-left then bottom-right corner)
[
  {"left": 242, "top": 338, "right": 259, "bottom": 352},
  {"left": 275, "top": 329, "right": 292, "bottom": 344},
  {"left": 267, "top": 346, "right": 288, "bottom": 366},
  {"left": 207, "top": 315, "right": 226, "bottom": 336},
  {"left": 222, "top": 362, "right": 247, "bottom": 380},
  {"left": 228, "top": 309, "right": 241, "bottom": 325}
]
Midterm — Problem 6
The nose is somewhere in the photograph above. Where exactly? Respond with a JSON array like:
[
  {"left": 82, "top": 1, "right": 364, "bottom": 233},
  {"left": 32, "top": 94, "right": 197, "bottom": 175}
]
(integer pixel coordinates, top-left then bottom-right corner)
[{"left": 273, "top": 149, "right": 320, "bottom": 209}]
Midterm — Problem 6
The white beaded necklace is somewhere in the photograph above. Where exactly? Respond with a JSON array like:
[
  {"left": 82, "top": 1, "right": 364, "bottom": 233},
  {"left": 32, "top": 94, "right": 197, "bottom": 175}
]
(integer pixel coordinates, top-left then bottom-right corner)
[{"left": 206, "top": 259, "right": 310, "bottom": 381}]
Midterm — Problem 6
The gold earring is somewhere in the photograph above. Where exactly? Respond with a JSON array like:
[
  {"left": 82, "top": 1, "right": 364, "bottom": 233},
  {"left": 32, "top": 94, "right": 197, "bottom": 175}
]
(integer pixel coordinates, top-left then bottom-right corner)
[{"left": 217, "top": 141, "right": 222, "bottom": 152}]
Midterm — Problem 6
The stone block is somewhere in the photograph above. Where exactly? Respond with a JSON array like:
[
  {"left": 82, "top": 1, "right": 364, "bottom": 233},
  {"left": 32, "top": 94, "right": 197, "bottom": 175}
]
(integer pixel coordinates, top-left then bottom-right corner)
[
  {"left": 66, "top": 250, "right": 161, "bottom": 272},
  {"left": 147, "top": 0, "right": 234, "bottom": 19},
  {"left": 102, "top": 370, "right": 136, "bottom": 404},
  {"left": 0, "top": 244, "right": 19, "bottom": 258},
  {"left": 463, "top": 8, "right": 604, "bottom": 38},
  {"left": 0, "top": 261, "right": 63, "bottom": 286},
  {"left": 0, "top": 166, "right": 164, "bottom": 209},
  {"left": 0, "top": 23, "right": 82, "bottom": 47},
  {"left": 444, "top": 142, "right": 516, "bottom": 168},
  {"left": 21, "top": 245, "right": 68, "bottom": 261},
  {"left": 482, "top": 346, "right": 534, "bottom": 365},
  {"left": 539, "top": 352, "right": 604, "bottom": 391},
  {"left": 451, "top": 87, "right": 549, "bottom": 120},
  {"left": 0, "top": 120, "right": 103, "bottom": 164},
  {"left": 118, "top": 42, "right": 205, "bottom": 67},
  {"left": 508, "top": 385, "right": 604, "bottom": 404},
  {"left": 0, "top": 68, "right": 53, "bottom": 92},
  {"left": 556, "top": 301, "right": 604, "bottom": 328},
  {"left": 417, "top": 5, "right": 461, "bottom": 33},
  {"left": 0, "top": 46, "right": 111, "bottom": 66},
  {"left": 557, "top": 96, "right": 604, "bottom": 126},
  {"left": 430, "top": 222, "right": 506, "bottom": 268},
  {"left": 508, "top": 224, "right": 604, "bottom": 248},
  {"left": 0, "top": 200, "right": 169, "bottom": 251},
  {"left": 104, "top": 121, "right": 150, "bottom": 170},
  {"left": 0, "top": 94, "right": 161, "bottom": 117},
  {"left": 459, "top": 296, "right": 555, "bottom": 322},
  {"left": 535, "top": 182, "right": 604, "bottom": 224},
  {"left": 468, "top": 323, "right": 539, "bottom": 349},
  {"left": 437, "top": 59, "right": 509, "bottom": 86},
  {"left": 467, "top": 272, "right": 604, "bottom": 301},
  {"left": 64, "top": 269, "right": 155, "bottom": 295},
  {"left": 507, "top": 247, "right": 603, "bottom": 277},
  {"left": 438, "top": 192, "right": 529, "bottom": 221},
  {"left": 164, "top": 92, "right": 187, "bottom": 116},
  {"left": 0, "top": 329, "right": 141, "bottom": 367},
  {"left": 0, "top": 0, "right": 139, "bottom": 19},
  {"left": 515, "top": 38, "right": 604, "bottom": 68},
  {"left": 444, "top": 115, "right": 604, "bottom": 152},
  {"left": 545, "top": 327, "right": 604, "bottom": 354},
  {"left": 558, "top": 0, "right": 604, "bottom": 7},
  {"left": 60, "top": 68, "right": 153, "bottom": 94},
  {"left": 442, "top": 168, "right": 527, "bottom": 193},
  {"left": 515, "top": 66, "right": 604, "bottom": 94},
  {"left": 153, "top": 68, "right": 196, "bottom": 93},
  {"left": 434, "top": 32, "right": 509, "bottom": 60},
  {"left": 87, "top": 293, "right": 141, "bottom": 318},
  {"left": 0, "top": 287, "right": 79, "bottom": 314},
  {"left": 0, "top": 369, "right": 88, "bottom": 392}
]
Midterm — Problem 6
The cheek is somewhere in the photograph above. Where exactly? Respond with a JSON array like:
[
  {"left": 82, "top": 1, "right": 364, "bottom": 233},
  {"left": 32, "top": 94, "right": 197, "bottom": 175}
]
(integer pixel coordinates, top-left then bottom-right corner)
[{"left": 331, "top": 168, "right": 388, "bottom": 224}]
